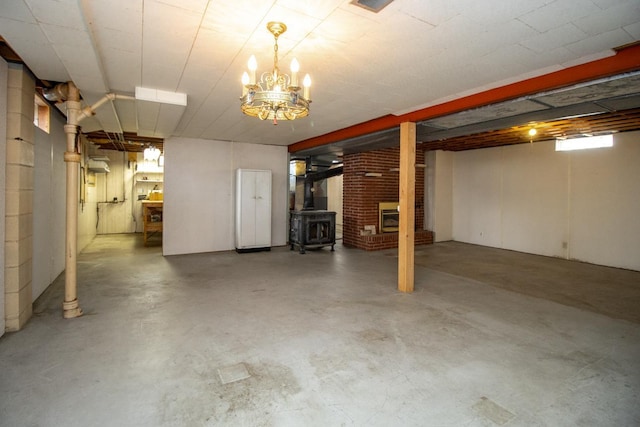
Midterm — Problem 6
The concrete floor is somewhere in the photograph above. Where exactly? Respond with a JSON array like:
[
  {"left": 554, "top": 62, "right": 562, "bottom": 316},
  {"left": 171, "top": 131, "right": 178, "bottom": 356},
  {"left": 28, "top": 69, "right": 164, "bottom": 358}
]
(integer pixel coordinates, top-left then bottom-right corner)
[{"left": 1, "top": 235, "right": 639, "bottom": 426}]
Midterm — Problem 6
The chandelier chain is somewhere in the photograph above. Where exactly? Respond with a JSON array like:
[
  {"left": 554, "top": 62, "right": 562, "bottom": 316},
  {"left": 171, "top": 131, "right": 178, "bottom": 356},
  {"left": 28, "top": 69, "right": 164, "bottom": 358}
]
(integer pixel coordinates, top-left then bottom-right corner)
[{"left": 273, "top": 34, "right": 279, "bottom": 75}]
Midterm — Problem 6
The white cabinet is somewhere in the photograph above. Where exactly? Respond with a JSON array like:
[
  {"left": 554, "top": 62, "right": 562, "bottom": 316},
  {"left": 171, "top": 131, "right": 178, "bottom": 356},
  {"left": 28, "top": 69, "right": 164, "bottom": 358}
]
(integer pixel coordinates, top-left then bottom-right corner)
[{"left": 235, "top": 169, "right": 272, "bottom": 252}]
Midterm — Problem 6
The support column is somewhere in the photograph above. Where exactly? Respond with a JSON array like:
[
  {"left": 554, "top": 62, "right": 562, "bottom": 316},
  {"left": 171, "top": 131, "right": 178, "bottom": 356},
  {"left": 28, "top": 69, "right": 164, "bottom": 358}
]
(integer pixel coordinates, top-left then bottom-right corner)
[
  {"left": 62, "top": 84, "right": 82, "bottom": 318},
  {"left": 398, "top": 122, "right": 416, "bottom": 293}
]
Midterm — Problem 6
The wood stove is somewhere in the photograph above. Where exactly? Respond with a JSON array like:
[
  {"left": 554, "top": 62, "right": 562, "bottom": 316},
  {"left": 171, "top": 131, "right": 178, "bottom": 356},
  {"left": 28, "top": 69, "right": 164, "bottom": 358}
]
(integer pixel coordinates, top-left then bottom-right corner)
[
  {"left": 289, "top": 210, "right": 336, "bottom": 254},
  {"left": 379, "top": 202, "right": 399, "bottom": 233}
]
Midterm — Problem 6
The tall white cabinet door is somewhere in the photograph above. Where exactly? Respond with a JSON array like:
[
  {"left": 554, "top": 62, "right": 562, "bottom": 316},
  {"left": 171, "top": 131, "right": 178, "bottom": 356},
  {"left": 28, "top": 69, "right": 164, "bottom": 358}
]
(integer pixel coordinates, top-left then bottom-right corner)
[
  {"left": 253, "top": 172, "right": 272, "bottom": 246},
  {"left": 236, "top": 169, "right": 272, "bottom": 250}
]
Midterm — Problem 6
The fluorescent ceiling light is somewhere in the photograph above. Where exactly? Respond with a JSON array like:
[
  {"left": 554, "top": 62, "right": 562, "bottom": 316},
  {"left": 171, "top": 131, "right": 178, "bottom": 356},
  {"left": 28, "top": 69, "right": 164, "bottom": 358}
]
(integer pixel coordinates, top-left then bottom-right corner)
[
  {"left": 555, "top": 134, "right": 613, "bottom": 151},
  {"left": 135, "top": 87, "right": 187, "bottom": 106}
]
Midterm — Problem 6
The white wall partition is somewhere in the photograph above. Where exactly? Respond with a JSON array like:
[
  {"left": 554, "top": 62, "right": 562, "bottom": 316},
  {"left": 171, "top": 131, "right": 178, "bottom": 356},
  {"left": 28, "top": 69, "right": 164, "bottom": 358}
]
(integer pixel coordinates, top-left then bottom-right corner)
[
  {"left": 427, "top": 150, "right": 454, "bottom": 242},
  {"left": 451, "top": 132, "right": 640, "bottom": 271},
  {"left": 163, "top": 138, "right": 288, "bottom": 256}
]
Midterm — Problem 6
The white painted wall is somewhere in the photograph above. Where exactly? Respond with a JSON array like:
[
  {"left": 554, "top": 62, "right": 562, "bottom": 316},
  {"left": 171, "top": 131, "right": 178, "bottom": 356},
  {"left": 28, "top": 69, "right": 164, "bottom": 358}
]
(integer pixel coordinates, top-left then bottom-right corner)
[
  {"left": 452, "top": 133, "right": 640, "bottom": 271},
  {"left": 0, "top": 57, "right": 7, "bottom": 335},
  {"left": 568, "top": 132, "right": 640, "bottom": 270},
  {"left": 163, "top": 138, "right": 288, "bottom": 256},
  {"left": 77, "top": 141, "right": 98, "bottom": 253},
  {"left": 426, "top": 150, "right": 454, "bottom": 242},
  {"left": 95, "top": 150, "right": 136, "bottom": 234},
  {"left": 453, "top": 147, "right": 503, "bottom": 248}
]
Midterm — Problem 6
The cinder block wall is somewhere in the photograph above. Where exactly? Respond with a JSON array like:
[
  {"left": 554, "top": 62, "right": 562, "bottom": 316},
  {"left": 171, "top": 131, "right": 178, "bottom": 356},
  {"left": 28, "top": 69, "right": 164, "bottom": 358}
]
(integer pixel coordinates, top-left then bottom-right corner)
[
  {"left": 343, "top": 147, "right": 432, "bottom": 250},
  {"left": 4, "top": 64, "right": 35, "bottom": 330}
]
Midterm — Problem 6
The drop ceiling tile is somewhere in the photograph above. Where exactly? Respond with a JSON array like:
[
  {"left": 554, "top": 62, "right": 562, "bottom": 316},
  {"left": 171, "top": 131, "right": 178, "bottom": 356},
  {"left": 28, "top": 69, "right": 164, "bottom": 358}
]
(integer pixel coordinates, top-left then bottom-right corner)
[
  {"left": 517, "top": 0, "right": 602, "bottom": 33},
  {"left": 520, "top": 24, "right": 588, "bottom": 54},
  {"left": 573, "top": 2, "right": 640, "bottom": 35},
  {"left": 113, "top": 99, "right": 138, "bottom": 132},
  {"left": 564, "top": 28, "right": 635, "bottom": 57},
  {"left": 91, "top": 104, "right": 124, "bottom": 134},
  {"left": 0, "top": 20, "right": 70, "bottom": 81},
  {"left": 26, "top": 0, "right": 86, "bottom": 28},
  {"left": 278, "top": 0, "right": 344, "bottom": 20},
  {"left": 623, "top": 21, "right": 640, "bottom": 38},
  {"left": 393, "top": 0, "right": 458, "bottom": 25},
  {"left": 155, "top": 0, "right": 209, "bottom": 14},
  {"left": 459, "top": 0, "right": 550, "bottom": 25},
  {"left": 102, "top": 49, "right": 141, "bottom": 93},
  {"left": 95, "top": 27, "right": 141, "bottom": 54},
  {"left": 0, "top": 0, "right": 36, "bottom": 22},
  {"left": 153, "top": 104, "right": 187, "bottom": 138},
  {"left": 312, "top": 7, "right": 377, "bottom": 43},
  {"left": 201, "top": 1, "right": 270, "bottom": 36},
  {"left": 136, "top": 101, "right": 160, "bottom": 136}
]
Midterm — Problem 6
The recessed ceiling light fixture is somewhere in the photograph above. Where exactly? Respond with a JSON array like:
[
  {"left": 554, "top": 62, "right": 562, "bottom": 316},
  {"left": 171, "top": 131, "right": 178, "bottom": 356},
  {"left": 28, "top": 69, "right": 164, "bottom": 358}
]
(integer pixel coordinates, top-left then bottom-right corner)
[
  {"left": 240, "top": 22, "right": 311, "bottom": 125},
  {"left": 351, "top": 0, "right": 394, "bottom": 13},
  {"left": 555, "top": 134, "right": 613, "bottom": 151}
]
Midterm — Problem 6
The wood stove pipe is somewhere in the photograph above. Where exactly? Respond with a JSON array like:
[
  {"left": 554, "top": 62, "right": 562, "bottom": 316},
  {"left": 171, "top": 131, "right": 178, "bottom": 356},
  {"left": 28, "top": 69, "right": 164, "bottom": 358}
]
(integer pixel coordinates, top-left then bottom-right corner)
[{"left": 302, "top": 165, "right": 343, "bottom": 210}]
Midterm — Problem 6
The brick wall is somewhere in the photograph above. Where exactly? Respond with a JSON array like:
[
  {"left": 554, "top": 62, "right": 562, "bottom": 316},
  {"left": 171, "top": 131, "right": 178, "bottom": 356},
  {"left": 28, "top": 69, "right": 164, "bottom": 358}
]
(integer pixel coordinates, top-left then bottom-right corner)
[{"left": 343, "top": 147, "right": 433, "bottom": 250}]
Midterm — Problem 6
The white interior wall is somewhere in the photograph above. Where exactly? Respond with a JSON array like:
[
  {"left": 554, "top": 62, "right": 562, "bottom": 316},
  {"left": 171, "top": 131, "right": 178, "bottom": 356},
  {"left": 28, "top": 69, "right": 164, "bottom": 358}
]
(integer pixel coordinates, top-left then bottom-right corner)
[
  {"left": 163, "top": 138, "right": 287, "bottom": 256},
  {"left": 452, "top": 133, "right": 640, "bottom": 271},
  {"left": 501, "top": 142, "right": 569, "bottom": 257},
  {"left": 77, "top": 140, "right": 97, "bottom": 253},
  {"left": 426, "top": 150, "right": 454, "bottom": 242},
  {"left": 0, "top": 57, "right": 7, "bottom": 335},
  {"left": 568, "top": 132, "right": 640, "bottom": 270},
  {"left": 95, "top": 150, "right": 135, "bottom": 234},
  {"left": 452, "top": 147, "right": 503, "bottom": 248}
]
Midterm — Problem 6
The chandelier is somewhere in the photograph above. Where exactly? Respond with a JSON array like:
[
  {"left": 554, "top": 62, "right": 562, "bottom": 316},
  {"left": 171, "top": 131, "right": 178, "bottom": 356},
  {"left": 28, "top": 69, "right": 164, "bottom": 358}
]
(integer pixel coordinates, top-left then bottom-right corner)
[
  {"left": 240, "top": 22, "right": 311, "bottom": 125},
  {"left": 143, "top": 146, "right": 161, "bottom": 162}
]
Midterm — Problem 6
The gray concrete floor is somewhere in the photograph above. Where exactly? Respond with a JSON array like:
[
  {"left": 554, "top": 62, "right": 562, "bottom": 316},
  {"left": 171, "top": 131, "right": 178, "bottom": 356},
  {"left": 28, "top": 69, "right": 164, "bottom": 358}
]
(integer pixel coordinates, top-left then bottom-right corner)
[{"left": 1, "top": 235, "right": 639, "bottom": 426}]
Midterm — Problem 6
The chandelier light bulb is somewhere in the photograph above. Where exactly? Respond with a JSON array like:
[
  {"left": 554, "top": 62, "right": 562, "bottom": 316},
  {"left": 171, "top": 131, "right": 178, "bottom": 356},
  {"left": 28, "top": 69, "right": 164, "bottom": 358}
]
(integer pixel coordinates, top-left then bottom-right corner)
[
  {"left": 303, "top": 74, "right": 311, "bottom": 100},
  {"left": 528, "top": 128, "right": 537, "bottom": 137},
  {"left": 290, "top": 58, "right": 300, "bottom": 87},
  {"left": 248, "top": 55, "right": 257, "bottom": 84},
  {"left": 241, "top": 72, "right": 250, "bottom": 95}
]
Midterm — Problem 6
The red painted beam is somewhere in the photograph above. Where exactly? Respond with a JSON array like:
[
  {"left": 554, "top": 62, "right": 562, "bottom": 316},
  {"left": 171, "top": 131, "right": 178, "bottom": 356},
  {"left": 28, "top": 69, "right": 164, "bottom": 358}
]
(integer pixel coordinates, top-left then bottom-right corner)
[{"left": 289, "top": 43, "right": 640, "bottom": 153}]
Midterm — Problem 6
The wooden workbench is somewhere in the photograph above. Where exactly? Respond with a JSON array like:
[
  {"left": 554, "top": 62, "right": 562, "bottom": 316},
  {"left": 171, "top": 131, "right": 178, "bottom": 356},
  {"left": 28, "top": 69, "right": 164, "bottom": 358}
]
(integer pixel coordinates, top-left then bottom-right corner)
[{"left": 142, "top": 201, "right": 163, "bottom": 246}]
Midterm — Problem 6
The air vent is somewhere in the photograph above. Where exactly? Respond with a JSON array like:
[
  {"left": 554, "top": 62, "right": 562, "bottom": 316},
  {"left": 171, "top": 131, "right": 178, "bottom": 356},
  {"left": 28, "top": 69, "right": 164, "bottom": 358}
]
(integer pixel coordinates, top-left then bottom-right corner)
[{"left": 351, "top": 0, "right": 394, "bottom": 13}]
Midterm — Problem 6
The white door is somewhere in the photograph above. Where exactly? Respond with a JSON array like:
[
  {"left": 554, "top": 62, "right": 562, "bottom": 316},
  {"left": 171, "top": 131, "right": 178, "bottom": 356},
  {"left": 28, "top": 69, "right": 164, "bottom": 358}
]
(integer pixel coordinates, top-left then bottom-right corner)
[
  {"left": 254, "top": 171, "right": 271, "bottom": 246},
  {"left": 238, "top": 170, "right": 257, "bottom": 248}
]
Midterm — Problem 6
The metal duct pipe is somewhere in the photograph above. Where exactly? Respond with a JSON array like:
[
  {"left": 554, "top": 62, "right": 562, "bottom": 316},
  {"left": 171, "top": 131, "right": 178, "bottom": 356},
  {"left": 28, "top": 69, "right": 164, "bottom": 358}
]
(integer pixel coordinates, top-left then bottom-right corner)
[
  {"left": 302, "top": 165, "right": 343, "bottom": 210},
  {"left": 47, "top": 82, "right": 136, "bottom": 319}
]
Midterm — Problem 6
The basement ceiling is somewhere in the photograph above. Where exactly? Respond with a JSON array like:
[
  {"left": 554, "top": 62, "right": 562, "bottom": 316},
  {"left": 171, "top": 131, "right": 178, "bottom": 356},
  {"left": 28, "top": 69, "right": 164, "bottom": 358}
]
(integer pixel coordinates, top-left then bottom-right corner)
[{"left": 1, "top": 1, "right": 639, "bottom": 158}]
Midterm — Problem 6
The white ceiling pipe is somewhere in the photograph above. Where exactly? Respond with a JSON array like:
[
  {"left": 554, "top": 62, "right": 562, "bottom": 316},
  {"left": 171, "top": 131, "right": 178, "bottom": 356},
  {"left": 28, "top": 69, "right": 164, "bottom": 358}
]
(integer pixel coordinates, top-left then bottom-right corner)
[{"left": 47, "top": 82, "right": 137, "bottom": 319}]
